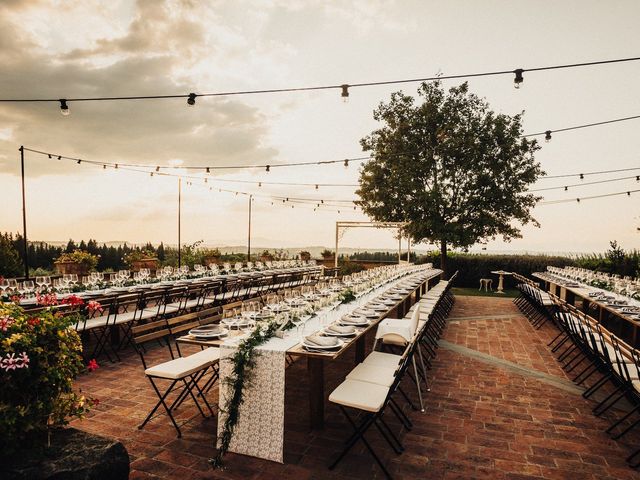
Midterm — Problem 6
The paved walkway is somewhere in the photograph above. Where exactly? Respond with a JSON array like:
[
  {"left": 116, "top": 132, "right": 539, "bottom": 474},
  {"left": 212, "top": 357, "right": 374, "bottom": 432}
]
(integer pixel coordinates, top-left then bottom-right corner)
[{"left": 72, "top": 295, "right": 640, "bottom": 479}]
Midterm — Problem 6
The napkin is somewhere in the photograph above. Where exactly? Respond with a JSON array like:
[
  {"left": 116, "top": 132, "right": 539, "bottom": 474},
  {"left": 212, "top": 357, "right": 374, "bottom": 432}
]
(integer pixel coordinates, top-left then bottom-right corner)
[
  {"left": 341, "top": 315, "right": 367, "bottom": 325},
  {"left": 327, "top": 324, "right": 356, "bottom": 334},
  {"left": 305, "top": 335, "right": 339, "bottom": 347}
]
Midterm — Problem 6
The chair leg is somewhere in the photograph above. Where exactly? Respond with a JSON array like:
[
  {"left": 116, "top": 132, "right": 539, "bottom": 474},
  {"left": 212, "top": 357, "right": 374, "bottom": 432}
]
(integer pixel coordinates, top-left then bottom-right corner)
[
  {"left": 140, "top": 378, "right": 182, "bottom": 437},
  {"left": 412, "top": 357, "right": 425, "bottom": 413},
  {"left": 329, "top": 407, "right": 393, "bottom": 480}
]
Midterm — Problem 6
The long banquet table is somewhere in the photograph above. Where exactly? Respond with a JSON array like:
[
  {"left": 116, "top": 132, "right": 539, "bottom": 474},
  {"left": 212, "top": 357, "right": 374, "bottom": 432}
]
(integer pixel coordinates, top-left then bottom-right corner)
[
  {"left": 18, "top": 265, "right": 323, "bottom": 310},
  {"left": 532, "top": 271, "right": 640, "bottom": 347},
  {"left": 178, "top": 266, "right": 442, "bottom": 463}
]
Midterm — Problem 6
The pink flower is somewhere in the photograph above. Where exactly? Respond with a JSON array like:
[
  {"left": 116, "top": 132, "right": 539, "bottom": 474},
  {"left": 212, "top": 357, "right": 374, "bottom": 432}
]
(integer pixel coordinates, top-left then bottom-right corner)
[
  {"left": 86, "top": 301, "right": 103, "bottom": 314},
  {"left": 87, "top": 359, "right": 99, "bottom": 372},
  {"left": 16, "top": 352, "right": 29, "bottom": 368},
  {"left": 36, "top": 293, "right": 58, "bottom": 306},
  {"left": 0, "top": 315, "right": 14, "bottom": 332},
  {"left": 62, "top": 295, "right": 84, "bottom": 307},
  {"left": 0, "top": 352, "right": 30, "bottom": 372}
]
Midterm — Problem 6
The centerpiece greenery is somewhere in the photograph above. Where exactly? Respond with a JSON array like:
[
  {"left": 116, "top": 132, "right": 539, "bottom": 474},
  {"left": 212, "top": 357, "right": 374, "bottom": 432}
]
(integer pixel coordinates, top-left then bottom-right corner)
[
  {"left": 211, "top": 320, "right": 281, "bottom": 468},
  {"left": 0, "top": 299, "right": 98, "bottom": 457}
]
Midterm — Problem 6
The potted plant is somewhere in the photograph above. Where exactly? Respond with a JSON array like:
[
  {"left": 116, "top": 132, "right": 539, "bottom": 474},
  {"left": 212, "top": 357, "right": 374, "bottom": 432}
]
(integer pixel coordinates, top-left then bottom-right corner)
[
  {"left": 299, "top": 251, "right": 311, "bottom": 261},
  {"left": 0, "top": 298, "right": 128, "bottom": 478},
  {"left": 124, "top": 249, "right": 159, "bottom": 273},
  {"left": 259, "top": 250, "right": 274, "bottom": 262},
  {"left": 200, "top": 247, "right": 222, "bottom": 266},
  {"left": 54, "top": 250, "right": 99, "bottom": 276}
]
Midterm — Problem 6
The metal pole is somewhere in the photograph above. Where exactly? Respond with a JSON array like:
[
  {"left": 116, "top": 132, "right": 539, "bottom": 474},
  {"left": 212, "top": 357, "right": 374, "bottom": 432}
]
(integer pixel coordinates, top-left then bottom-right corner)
[
  {"left": 19, "top": 146, "right": 29, "bottom": 279},
  {"left": 398, "top": 230, "right": 401, "bottom": 264},
  {"left": 178, "top": 178, "right": 181, "bottom": 268},
  {"left": 334, "top": 222, "right": 339, "bottom": 269},
  {"left": 247, "top": 194, "right": 252, "bottom": 261}
]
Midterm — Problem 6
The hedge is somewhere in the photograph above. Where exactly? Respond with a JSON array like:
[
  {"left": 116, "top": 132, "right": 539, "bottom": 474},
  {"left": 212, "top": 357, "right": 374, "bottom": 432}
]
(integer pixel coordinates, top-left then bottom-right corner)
[{"left": 415, "top": 252, "right": 577, "bottom": 289}]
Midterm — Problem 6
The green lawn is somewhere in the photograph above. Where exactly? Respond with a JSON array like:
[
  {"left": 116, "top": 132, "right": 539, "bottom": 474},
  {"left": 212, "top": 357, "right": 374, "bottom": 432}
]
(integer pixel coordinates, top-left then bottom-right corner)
[{"left": 452, "top": 287, "right": 519, "bottom": 298}]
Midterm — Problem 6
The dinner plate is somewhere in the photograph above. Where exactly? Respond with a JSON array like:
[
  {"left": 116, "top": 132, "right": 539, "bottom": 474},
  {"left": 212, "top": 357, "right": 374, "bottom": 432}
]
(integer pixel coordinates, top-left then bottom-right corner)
[
  {"left": 322, "top": 328, "right": 357, "bottom": 337},
  {"left": 302, "top": 338, "right": 344, "bottom": 350},
  {"left": 368, "top": 303, "right": 390, "bottom": 311},
  {"left": 189, "top": 326, "right": 228, "bottom": 338},
  {"left": 340, "top": 315, "right": 370, "bottom": 327}
]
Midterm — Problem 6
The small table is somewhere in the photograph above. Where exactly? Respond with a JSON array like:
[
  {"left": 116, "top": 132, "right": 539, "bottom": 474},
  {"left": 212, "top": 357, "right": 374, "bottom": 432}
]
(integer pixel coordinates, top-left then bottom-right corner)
[{"left": 491, "top": 270, "right": 512, "bottom": 294}]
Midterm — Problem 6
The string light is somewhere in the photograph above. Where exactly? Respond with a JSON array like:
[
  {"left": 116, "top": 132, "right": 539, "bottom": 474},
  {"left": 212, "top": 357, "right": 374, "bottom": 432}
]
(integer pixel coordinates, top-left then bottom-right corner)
[
  {"left": 344, "top": 159, "right": 349, "bottom": 168},
  {"left": 513, "top": 69, "right": 524, "bottom": 89},
  {"left": 155, "top": 166, "right": 160, "bottom": 172},
  {"left": 540, "top": 188, "right": 640, "bottom": 205},
  {"left": 59, "top": 99, "right": 70, "bottom": 116},
  {"left": 76, "top": 159, "right": 81, "bottom": 164},
  {"left": 580, "top": 174, "right": 584, "bottom": 180},
  {"left": 545, "top": 130, "right": 552, "bottom": 142},
  {"left": 187, "top": 93, "right": 197, "bottom": 107},
  {"left": 4, "top": 56, "right": 639, "bottom": 108},
  {"left": 530, "top": 173, "right": 640, "bottom": 192},
  {"left": 103, "top": 164, "right": 106, "bottom": 169},
  {"left": 341, "top": 84, "right": 349, "bottom": 102},
  {"left": 258, "top": 182, "right": 262, "bottom": 187},
  {"left": 206, "top": 167, "right": 210, "bottom": 173},
  {"left": 266, "top": 165, "right": 270, "bottom": 173},
  {"left": 315, "top": 184, "right": 319, "bottom": 190},
  {"left": 47, "top": 154, "right": 51, "bottom": 159}
]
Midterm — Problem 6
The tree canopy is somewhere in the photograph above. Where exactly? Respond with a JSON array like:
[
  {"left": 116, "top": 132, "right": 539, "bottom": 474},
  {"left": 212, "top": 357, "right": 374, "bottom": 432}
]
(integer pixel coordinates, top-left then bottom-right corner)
[{"left": 356, "top": 81, "right": 544, "bottom": 274}]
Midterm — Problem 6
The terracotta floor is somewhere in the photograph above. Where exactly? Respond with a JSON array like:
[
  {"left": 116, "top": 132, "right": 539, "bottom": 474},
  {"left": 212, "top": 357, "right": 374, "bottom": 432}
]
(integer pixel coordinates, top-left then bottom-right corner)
[{"left": 72, "top": 296, "right": 640, "bottom": 479}]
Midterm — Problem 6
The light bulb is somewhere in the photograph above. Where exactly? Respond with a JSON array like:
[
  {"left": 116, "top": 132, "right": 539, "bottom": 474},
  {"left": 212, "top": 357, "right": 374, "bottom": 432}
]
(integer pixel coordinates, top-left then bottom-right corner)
[{"left": 59, "top": 99, "right": 70, "bottom": 116}]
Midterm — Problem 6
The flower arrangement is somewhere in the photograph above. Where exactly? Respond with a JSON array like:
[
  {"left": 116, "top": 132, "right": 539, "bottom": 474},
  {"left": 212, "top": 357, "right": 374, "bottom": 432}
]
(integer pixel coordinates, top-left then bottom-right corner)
[
  {"left": 54, "top": 250, "right": 99, "bottom": 271},
  {"left": 0, "top": 300, "right": 98, "bottom": 456},
  {"left": 339, "top": 288, "right": 356, "bottom": 304}
]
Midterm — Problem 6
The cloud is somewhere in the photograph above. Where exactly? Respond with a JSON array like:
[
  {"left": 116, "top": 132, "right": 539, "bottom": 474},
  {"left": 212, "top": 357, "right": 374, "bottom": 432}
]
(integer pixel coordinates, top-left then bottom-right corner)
[{"left": 0, "top": 0, "right": 280, "bottom": 177}]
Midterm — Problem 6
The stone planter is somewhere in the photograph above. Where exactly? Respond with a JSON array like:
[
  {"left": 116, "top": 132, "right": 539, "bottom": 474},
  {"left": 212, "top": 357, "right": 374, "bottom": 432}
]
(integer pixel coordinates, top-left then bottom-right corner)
[
  {"left": 54, "top": 261, "right": 90, "bottom": 276},
  {"left": 130, "top": 258, "right": 159, "bottom": 273},
  {"left": 2, "top": 427, "right": 129, "bottom": 480}
]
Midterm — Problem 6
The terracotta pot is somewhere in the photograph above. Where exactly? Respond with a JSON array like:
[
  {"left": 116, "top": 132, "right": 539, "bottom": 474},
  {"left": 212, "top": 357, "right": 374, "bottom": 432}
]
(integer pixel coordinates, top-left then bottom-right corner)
[
  {"left": 54, "top": 261, "right": 90, "bottom": 276},
  {"left": 203, "top": 256, "right": 221, "bottom": 266},
  {"left": 130, "top": 258, "right": 159, "bottom": 273}
]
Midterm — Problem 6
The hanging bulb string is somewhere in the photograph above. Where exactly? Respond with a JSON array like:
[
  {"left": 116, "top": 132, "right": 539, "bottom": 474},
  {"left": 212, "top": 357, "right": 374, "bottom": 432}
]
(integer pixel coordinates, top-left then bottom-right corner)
[
  {"left": 21, "top": 105, "right": 640, "bottom": 173},
  {"left": 523, "top": 113, "right": 640, "bottom": 138},
  {"left": 22, "top": 146, "right": 368, "bottom": 171},
  {"left": 28, "top": 148, "right": 360, "bottom": 205},
  {"left": 529, "top": 173, "right": 640, "bottom": 192},
  {"left": 540, "top": 165, "right": 640, "bottom": 180},
  {"left": 2, "top": 56, "right": 640, "bottom": 103},
  {"left": 540, "top": 188, "right": 640, "bottom": 205}
]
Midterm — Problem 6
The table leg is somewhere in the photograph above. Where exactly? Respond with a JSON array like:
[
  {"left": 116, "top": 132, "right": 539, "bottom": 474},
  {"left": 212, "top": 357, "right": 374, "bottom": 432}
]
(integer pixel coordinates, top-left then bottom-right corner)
[
  {"left": 308, "top": 357, "right": 325, "bottom": 430},
  {"left": 355, "top": 335, "right": 366, "bottom": 363}
]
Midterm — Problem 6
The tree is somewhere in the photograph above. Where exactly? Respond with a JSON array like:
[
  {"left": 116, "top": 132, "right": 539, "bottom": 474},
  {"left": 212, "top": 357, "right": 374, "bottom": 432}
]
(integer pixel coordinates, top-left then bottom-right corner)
[
  {"left": 0, "top": 232, "right": 24, "bottom": 277},
  {"left": 356, "top": 81, "right": 543, "bottom": 275}
]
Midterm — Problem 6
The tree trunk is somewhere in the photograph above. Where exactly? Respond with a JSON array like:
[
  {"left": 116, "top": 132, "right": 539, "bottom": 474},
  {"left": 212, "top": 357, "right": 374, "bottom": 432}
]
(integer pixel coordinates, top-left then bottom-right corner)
[{"left": 440, "top": 240, "right": 447, "bottom": 280}]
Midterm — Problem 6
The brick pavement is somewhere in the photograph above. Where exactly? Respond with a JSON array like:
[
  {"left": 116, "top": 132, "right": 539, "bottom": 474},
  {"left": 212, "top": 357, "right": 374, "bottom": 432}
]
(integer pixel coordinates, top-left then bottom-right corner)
[{"left": 71, "top": 295, "right": 640, "bottom": 479}]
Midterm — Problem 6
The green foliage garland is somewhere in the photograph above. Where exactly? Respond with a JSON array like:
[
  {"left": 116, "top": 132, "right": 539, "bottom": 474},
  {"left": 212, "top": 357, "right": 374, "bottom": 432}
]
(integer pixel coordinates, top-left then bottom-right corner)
[{"left": 210, "top": 320, "right": 280, "bottom": 468}]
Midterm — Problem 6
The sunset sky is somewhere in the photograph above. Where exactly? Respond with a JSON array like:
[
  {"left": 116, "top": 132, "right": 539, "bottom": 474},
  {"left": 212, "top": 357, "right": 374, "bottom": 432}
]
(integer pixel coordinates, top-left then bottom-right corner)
[{"left": 1, "top": 0, "right": 640, "bottom": 254}]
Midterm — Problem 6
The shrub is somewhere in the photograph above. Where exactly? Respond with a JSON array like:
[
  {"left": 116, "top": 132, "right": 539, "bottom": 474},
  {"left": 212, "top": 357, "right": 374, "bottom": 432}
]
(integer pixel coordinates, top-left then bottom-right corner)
[
  {"left": 54, "top": 250, "right": 99, "bottom": 271},
  {"left": 0, "top": 301, "right": 96, "bottom": 456},
  {"left": 415, "top": 252, "right": 577, "bottom": 288}
]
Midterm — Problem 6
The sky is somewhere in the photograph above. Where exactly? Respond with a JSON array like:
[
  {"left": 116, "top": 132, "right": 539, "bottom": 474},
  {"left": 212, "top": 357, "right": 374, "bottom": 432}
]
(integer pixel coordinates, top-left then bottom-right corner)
[{"left": 1, "top": 0, "right": 640, "bottom": 254}]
